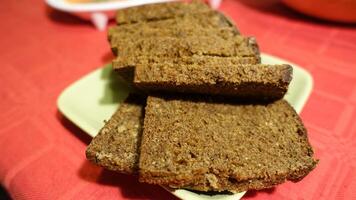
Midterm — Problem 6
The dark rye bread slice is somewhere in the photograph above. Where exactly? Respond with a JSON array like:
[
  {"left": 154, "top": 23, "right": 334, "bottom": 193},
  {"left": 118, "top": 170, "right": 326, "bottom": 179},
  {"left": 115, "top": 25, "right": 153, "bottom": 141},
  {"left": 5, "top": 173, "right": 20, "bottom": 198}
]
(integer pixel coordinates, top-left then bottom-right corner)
[
  {"left": 86, "top": 94, "right": 146, "bottom": 173},
  {"left": 111, "top": 35, "right": 259, "bottom": 83},
  {"left": 113, "top": 55, "right": 259, "bottom": 85},
  {"left": 115, "top": 1, "right": 212, "bottom": 25},
  {"left": 110, "top": 27, "right": 239, "bottom": 56},
  {"left": 109, "top": 24, "right": 238, "bottom": 49},
  {"left": 85, "top": 94, "right": 238, "bottom": 193},
  {"left": 134, "top": 63, "right": 292, "bottom": 100},
  {"left": 109, "top": 11, "right": 239, "bottom": 43},
  {"left": 85, "top": 94, "right": 242, "bottom": 192},
  {"left": 112, "top": 36, "right": 259, "bottom": 85},
  {"left": 139, "top": 95, "right": 318, "bottom": 192},
  {"left": 112, "top": 35, "right": 259, "bottom": 60}
]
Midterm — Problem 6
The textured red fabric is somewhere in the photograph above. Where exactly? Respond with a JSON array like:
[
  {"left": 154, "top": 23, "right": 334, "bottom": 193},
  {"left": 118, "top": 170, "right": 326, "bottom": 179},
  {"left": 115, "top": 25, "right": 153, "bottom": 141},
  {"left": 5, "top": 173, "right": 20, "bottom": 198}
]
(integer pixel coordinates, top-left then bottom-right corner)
[{"left": 0, "top": 0, "right": 355, "bottom": 199}]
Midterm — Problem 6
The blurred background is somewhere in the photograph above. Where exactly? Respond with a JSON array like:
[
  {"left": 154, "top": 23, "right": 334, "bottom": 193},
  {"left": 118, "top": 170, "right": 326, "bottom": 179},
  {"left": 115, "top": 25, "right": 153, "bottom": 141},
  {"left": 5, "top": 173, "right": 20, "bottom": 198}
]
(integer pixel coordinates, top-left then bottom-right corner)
[{"left": 0, "top": 0, "right": 355, "bottom": 199}]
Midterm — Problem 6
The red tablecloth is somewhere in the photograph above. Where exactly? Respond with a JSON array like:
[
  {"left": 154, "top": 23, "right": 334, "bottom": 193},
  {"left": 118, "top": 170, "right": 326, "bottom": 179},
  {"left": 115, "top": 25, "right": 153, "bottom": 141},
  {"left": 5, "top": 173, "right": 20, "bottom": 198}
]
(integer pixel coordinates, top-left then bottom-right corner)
[{"left": 1, "top": 0, "right": 356, "bottom": 199}]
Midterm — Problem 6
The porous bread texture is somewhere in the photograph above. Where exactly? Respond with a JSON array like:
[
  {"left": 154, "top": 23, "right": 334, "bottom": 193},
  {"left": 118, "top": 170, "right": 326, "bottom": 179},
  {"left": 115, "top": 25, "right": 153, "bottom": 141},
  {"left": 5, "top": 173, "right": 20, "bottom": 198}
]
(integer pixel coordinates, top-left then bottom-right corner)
[
  {"left": 139, "top": 95, "right": 318, "bottom": 192},
  {"left": 86, "top": 94, "right": 146, "bottom": 173},
  {"left": 134, "top": 63, "right": 292, "bottom": 100}
]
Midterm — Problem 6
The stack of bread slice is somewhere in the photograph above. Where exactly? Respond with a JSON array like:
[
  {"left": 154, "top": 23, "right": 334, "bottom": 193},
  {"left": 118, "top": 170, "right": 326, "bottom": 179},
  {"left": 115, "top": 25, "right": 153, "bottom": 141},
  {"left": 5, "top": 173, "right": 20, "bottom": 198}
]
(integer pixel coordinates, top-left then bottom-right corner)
[{"left": 86, "top": 1, "right": 317, "bottom": 193}]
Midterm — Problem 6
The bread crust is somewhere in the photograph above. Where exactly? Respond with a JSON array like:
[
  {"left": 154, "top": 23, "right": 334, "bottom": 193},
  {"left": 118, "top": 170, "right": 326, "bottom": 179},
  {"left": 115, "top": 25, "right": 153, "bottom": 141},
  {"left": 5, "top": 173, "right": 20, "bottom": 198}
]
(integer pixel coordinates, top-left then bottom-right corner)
[
  {"left": 86, "top": 94, "right": 146, "bottom": 174},
  {"left": 134, "top": 64, "right": 292, "bottom": 100}
]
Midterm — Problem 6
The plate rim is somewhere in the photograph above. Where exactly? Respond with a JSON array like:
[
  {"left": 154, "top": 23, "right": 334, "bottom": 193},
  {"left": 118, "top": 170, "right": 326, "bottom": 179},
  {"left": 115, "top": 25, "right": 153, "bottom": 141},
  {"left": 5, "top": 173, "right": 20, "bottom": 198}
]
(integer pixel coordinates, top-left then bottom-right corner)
[{"left": 262, "top": 53, "right": 314, "bottom": 113}]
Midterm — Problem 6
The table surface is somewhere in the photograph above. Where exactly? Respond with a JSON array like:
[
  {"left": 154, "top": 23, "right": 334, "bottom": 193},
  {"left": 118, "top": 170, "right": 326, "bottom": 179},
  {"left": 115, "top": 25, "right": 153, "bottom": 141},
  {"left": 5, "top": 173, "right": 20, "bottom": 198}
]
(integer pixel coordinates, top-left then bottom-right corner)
[{"left": 1, "top": 0, "right": 356, "bottom": 199}]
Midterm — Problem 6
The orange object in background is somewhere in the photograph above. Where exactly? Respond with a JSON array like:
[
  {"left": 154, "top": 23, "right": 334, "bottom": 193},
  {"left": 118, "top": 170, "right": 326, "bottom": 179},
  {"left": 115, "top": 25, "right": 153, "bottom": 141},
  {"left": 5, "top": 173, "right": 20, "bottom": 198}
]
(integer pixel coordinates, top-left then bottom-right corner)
[{"left": 283, "top": 0, "right": 356, "bottom": 23}]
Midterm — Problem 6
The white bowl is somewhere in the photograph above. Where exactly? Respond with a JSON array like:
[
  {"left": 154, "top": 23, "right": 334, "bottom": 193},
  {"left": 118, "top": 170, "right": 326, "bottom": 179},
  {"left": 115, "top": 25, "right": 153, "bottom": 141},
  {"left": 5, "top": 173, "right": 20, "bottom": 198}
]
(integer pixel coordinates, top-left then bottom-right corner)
[{"left": 45, "top": 0, "right": 176, "bottom": 30}]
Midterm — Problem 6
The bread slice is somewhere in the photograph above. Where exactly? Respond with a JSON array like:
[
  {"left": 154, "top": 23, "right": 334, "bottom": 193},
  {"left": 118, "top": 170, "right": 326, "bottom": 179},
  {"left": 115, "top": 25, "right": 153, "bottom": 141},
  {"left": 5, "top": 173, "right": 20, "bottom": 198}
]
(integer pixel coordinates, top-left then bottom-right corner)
[
  {"left": 113, "top": 55, "right": 259, "bottom": 72},
  {"left": 115, "top": 1, "right": 212, "bottom": 25},
  {"left": 110, "top": 29, "right": 242, "bottom": 57},
  {"left": 139, "top": 95, "right": 318, "bottom": 192},
  {"left": 109, "top": 11, "right": 239, "bottom": 43},
  {"left": 112, "top": 35, "right": 259, "bottom": 60},
  {"left": 112, "top": 55, "right": 259, "bottom": 91},
  {"left": 111, "top": 34, "right": 259, "bottom": 85},
  {"left": 85, "top": 94, "right": 253, "bottom": 192},
  {"left": 134, "top": 63, "right": 292, "bottom": 100},
  {"left": 110, "top": 26, "right": 238, "bottom": 52},
  {"left": 86, "top": 94, "right": 146, "bottom": 173}
]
